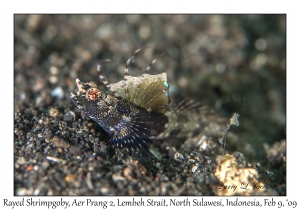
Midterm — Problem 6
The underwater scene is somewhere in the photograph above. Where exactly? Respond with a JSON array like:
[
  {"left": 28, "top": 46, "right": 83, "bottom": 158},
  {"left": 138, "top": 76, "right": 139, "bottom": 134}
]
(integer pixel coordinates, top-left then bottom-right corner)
[{"left": 14, "top": 15, "right": 286, "bottom": 196}]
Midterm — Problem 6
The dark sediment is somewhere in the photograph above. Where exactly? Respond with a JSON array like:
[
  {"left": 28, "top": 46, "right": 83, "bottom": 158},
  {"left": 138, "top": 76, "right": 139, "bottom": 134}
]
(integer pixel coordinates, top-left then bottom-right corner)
[{"left": 14, "top": 15, "right": 286, "bottom": 196}]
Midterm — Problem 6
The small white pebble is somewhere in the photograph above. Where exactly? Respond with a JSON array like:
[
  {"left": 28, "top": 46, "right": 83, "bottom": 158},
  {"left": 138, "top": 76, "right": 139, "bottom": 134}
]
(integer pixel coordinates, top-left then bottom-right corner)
[
  {"left": 49, "top": 76, "right": 58, "bottom": 84},
  {"left": 192, "top": 164, "right": 199, "bottom": 173},
  {"left": 174, "top": 152, "right": 185, "bottom": 162},
  {"left": 50, "top": 66, "right": 59, "bottom": 75},
  {"left": 51, "top": 86, "right": 64, "bottom": 99},
  {"left": 46, "top": 156, "right": 66, "bottom": 164},
  {"left": 33, "top": 189, "right": 40, "bottom": 195},
  {"left": 100, "top": 187, "right": 109, "bottom": 194},
  {"left": 16, "top": 188, "right": 28, "bottom": 196}
]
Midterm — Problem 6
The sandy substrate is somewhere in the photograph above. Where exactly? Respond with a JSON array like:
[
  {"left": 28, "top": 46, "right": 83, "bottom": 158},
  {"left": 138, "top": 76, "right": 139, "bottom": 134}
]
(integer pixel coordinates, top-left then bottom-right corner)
[{"left": 14, "top": 15, "right": 286, "bottom": 195}]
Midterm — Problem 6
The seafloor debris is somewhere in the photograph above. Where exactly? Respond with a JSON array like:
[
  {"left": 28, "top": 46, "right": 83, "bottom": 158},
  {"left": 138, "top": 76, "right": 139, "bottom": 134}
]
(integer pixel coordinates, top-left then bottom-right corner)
[
  {"left": 218, "top": 113, "right": 240, "bottom": 155},
  {"left": 214, "top": 154, "right": 278, "bottom": 195}
]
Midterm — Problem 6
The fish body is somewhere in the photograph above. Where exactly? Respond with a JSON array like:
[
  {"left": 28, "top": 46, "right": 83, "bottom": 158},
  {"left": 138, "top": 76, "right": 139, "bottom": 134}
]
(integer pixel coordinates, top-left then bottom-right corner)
[
  {"left": 71, "top": 48, "right": 172, "bottom": 154},
  {"left": 71, "top": 47, "right": 227, "bottom": 155},
  {"left": 71, "top": 80, "right": 168, "bottom": 155}
]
